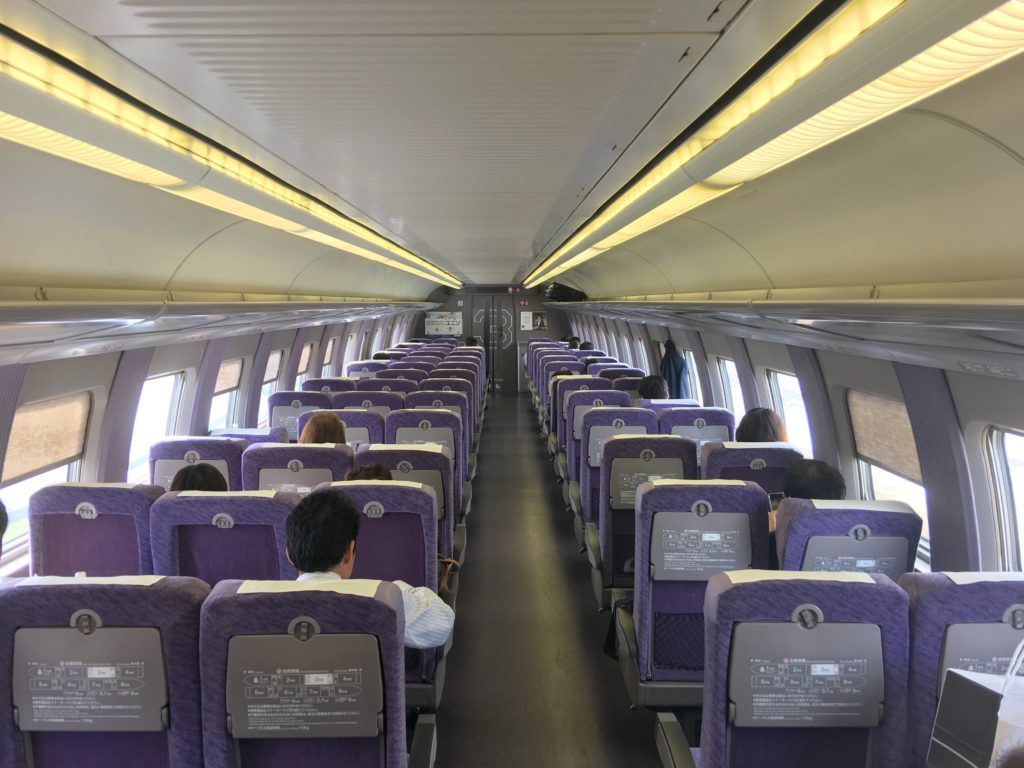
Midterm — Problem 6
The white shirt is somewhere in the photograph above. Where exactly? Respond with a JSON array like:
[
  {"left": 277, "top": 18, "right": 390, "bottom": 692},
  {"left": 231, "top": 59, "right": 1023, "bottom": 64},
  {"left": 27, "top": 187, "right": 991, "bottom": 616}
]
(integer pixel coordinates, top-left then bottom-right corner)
[{"left": 297, "top": 571, "right": 454, "bottom": 649}]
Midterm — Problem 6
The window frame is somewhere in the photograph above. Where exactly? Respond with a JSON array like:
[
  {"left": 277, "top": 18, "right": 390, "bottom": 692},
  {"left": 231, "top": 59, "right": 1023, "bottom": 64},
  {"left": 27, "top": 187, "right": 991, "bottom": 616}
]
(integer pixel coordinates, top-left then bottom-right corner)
[
  {"left": 126, "top": 371, "right": 186, "bottom": 485},
  {"left": 209, "top": 357, "right": 244, "bottom": 432},
  {"left": 766, "top": 368, "right": 814, "bottom": 457},
  {"left": 988, "top": 425, "right": 1024, "bottom": 569},
  {"left": 1, "top": 391, "right": 93, "bottom": 487},
  {"left": 716, "top": 356, "right": 745, "bottom": 416},
  {"left": 321, "top": 337, "right": 336, "bottom": 377}
]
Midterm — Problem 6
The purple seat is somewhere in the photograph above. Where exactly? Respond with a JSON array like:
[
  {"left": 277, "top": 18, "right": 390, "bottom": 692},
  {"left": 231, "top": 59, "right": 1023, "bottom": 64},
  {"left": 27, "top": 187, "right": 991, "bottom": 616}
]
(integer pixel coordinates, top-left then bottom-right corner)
[
  {"left": 210, "top": 426, "right": 288, "bottom": 444},
  {"left": 532, "top": 351, "right": 575, "bottom": 390},
  {"left": 612, "top": 377, "right": 644, "bottom": 403},
  {"left": 701, "top": 441, "right": 804, "bottom": 494},
  {"left": 564, "top": 391, "right": 630, "bottom": 529},
  {"left": 345, "top": 359, "right": 388, "bottom": 377},
  {"left": 296, "top": 409, "right": 385, "bottom": 447},
  {"left": 601, "top": 367, "right": 645, "bottom": 381},
  {"left": 200, "top": 579, "right": 423, "bottom": 768},
  {"left": 300, "top": 377, "right": 356, "bottom": 394},
  {"left": 149, "top": 437, "right": 247, "bottom": 491},
  {"left": 689, "top": 571, "right": 908, "bottom": 768},
  {"left": 373, "top": 351, "right": 406, "bottom": 361},
  {"left": 377, "top": 368, "right": 429, "bottom": 384},
  {"left": 900, "top": 572, "right": 1024, "bottom": 768},
  {"left": 616, "top": 480, "right": 770, "bottom": 708},
  {"left": 28, "top": 483, "right": 163, "bottom": 576},
  {"left": 431, "top": 366, "right": 481, "bottom": 407},
  {"left": 587, "top": 362, "right": 627, "bottom": 377},
  {"left": 387, "top": 409, "right": 466, "bottom": 483},
  {"left": 402, "top": 355, "right": 443, "bottom": 366},
  {"left": 0, "top": 576, "right": 209, "bottom": 768},
  {"left": 241, "top": 443, "right": 355, "bottom": 492},
  {"left": 554, "top": 376, "right": 607, "bottom": 452},
  {"left": 266, "top": 391, "right": 333, "bottom": 441},
  {"left": 639, "top": 398, "right": 702, "bottom": 413},
  {"left": 149, "top": 491, "right": 299, "bottom": 585},
  {"left": 420, "top": 378, "right": 476, "bottom": 433},
  {"left": 404, "top": 391, "right": 472, "bottom": 477},
  {"left": 578, "top": 408, "right": 659, "bottom": 537},
  {"left": 586, "top": 435, "right": 698, "bottom": 608},
  {"left": 659, "top": 407, "right": 736, "bottom": 467},
  {"left": 332, "top": 390, "right": 406, "bottom": 417},
  {"left": 318, "top": 480, "right": 451, "bottom": 709},
  {"left": 776, "top": 498, "right": 923, "bottom": 580},
  {"left": 527, "top": 345, "right": 563, "bottom": 385},
  {"left": 392, "top": 360, "right": 435, "bottom": 373},
  {"left": 356, "top": 378, "right": 419, "bottom": 395},
  {"left": 539, "top": 360, "right": 585, "bottom": 411},
  {"left": 356, "top": 444, "right": 459, "bottom": 559}
]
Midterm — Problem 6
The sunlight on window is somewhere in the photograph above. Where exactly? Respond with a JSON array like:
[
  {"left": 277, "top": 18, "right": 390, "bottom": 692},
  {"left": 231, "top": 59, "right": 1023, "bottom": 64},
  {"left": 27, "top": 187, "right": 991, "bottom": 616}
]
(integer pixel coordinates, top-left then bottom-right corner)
[
  {"left": 769, "top": 371, "right": 814, "bottom": 457},
  {"left": 1, "top": 463, "right": 79, "bottom": 545},
  {"left": 718, "top": 358, "right": 746, "bottom": 417},
  {"left": 127, "top": 373, "right": 182, "bottom": 485}
]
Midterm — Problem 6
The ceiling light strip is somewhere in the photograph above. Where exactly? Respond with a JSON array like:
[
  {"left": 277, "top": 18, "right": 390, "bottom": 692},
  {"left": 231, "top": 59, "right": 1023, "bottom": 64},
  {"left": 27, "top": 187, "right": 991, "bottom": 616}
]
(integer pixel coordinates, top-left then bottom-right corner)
[{"left": 0, "top": 31, "right": 462, "bottom": 288}]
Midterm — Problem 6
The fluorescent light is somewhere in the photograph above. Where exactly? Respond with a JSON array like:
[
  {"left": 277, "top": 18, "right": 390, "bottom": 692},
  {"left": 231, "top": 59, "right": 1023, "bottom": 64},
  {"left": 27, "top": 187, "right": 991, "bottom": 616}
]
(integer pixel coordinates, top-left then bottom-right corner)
[
  {"left": 525, "top": 0, "right": 1024, "bottom": 290},
  {"left": 0, "top": 31, "right": 462, "bottom": 288}
]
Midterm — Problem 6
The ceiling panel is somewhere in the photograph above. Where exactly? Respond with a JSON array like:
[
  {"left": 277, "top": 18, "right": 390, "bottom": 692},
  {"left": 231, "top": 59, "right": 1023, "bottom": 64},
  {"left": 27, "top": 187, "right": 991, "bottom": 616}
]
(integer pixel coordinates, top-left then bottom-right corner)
[{"left": 36, "top": 0, "right": 748, "bottom": 283}]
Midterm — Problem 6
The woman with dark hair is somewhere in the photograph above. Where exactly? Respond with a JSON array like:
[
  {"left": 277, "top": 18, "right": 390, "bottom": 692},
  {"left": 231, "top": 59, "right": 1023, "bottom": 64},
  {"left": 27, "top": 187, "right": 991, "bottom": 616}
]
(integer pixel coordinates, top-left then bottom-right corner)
[
  {"left": 736, "top": 407, "right": 788, "bottom": 443},
  {"left": 345, "top": 463, "right": 393, "bottom": 481},
  {"left": 170, "top": 463, "right": 228, "bottom": 492},
  {"left": 659, "top": 339, "right": 691, "bottom": 399},
  {"left": 299, "top": 412, "right": 347, "bottom": 444}
]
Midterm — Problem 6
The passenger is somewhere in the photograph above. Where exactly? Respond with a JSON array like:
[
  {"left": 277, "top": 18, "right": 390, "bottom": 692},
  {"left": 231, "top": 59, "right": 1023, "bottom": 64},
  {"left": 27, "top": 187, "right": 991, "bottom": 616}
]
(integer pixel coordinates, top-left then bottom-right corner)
[
  {"left": 783, "top": 459, "right": 846, "bottom": 500},
  {"left": 346, "top": 463, "right": 394, "bottom": 481},
  {"left": 464, "top": 335, "right": 479, "bottom": 346},
  {"left": 579, "top": 341, "right": 594, "bottom": 351},
  {"left": 170, "top": 463, "right": 228, "bottom": 492},
  {"left": 736, "top": 407, "right": 787, "bottom": 443},
  {"left": 298, "top": 412, "right": 346, "bottom": 444},
  {"left": 0, "top": 499, "right": 7, "bottom": 542},
  {"left": 568, "top": 339, "right": 580, "bottom": 350},
  {"left": 659, "top": 339, "right": 692, "bottom": 400},
  {"left": 637, "top": 374, "right": 669, "bottom": 400},
  {"left": 286, "top": 489, "right": 454, "bottom": 649}
]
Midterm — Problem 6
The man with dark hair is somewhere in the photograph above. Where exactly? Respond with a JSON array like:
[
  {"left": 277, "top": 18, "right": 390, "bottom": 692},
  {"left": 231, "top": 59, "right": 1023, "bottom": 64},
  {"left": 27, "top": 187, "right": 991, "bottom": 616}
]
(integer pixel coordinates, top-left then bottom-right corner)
[
  {"left": 579, "top": 341, "right": 594, "bottom": 351},
  {"left": 0, "top": 499, "right": 7, "bottom": 543},
  {"left": 637, "top": 374, "right": 669, "bottom": 400},
  {"left": 783, "top": 459, "right": 847, "bottom": 500},
  {"left": 286, "top": 490, "right": 454, "bottom": 648}
]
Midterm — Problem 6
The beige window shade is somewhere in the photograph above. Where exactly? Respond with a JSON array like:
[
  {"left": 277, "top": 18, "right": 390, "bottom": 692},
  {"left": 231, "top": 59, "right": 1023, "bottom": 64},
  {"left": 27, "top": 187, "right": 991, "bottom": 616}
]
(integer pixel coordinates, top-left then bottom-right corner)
[
  {"left": 297, "top": 343, "right": 313, "bottom": 374},
  {"left": 847, "top": 389, "right": 922, "bottom": 482},
  {"left": 322, "top": 338, "right": 335, "bottom": 365},
  {"left": 214, "top": 358, "right": 243, "bottom": 395},
  {"left": 263, "top": 350, "right": 284, "bottom": 383},
  {"left": 2, "top": 392, "right": 91, "bottom": 484}
]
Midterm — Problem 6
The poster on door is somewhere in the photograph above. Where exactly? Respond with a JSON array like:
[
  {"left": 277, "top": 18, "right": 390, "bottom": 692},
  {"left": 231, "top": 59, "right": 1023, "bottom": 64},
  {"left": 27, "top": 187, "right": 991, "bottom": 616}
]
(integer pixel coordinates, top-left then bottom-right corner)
[
  {"left": 520, "top": 311, "right": 547, "bottom": 331},
  {"left": 425, "top": 311, "right": 463, "bottom": 336}
]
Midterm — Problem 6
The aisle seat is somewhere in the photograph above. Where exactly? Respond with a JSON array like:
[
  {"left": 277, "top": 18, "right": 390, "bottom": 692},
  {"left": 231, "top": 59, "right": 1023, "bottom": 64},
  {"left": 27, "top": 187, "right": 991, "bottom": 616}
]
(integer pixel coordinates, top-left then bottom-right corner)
[
  {"left": 241, "top": 443, "right": 354, "bottom": 492},
  {"left": 211, "top": 426, "right": 288, "bottom": 444},
  {"left": 356, "top": 378, "right": 419, "bottom": 396},
  {"left": 345, "top": 360, "right": 388, "bottom": 377},
  {"left": 658, "top": 407, "right": 735, "bottom": 467},
  {"left": 267, "top": 391, "right": 333, "bottom": 441},
  {"left": 701, "top": 441, "right": 804, "bottom": 495},
  {"left": 149, "top": 436, "right": 247, "bottom": 490},
  {"left": 296, "top": 408, "right": 385, "bottom": 447},
  {"left": 564, "top": 390, "right": 630, "bottom": 529},
  {"left": 301, "top": 377, "right": 356, "bottom": 393},
  {"left": 332, "top": 390, "right": 405, "bottom": 417}
]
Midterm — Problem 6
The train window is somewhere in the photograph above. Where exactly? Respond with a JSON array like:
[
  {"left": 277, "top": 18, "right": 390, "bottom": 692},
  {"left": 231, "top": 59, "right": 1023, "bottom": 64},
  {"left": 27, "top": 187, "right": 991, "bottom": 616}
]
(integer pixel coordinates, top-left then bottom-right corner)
[
  {"left": 0, "top": 392, "right": 90, "bottom": 546},
  {"left": 989, "top": 428, "right": 1024, "bottom": 567},
  {"left": 717, "top": 357, "right": 746, "bottom": 417},
  {"left": 767, "top": 370, "right": 813, "bottom": 457},
  {"left": 295, "top": 342, "right": 314, "bottom": 387},
  {"left": 683, "top": 347, "right": 703, "bottom": 403},
  {"left": 256, "top": 350, "right": 284, "bottom": 429},
  {"left": 342, "top": 332, "right": 358, "bottom": 368},
  {"left": 208, "top": 358, "right": 243, "bottom": 431},
  {"left": 127, "top": 373, "right": 184, "bottom": 485},
  {"left": 847, "top": 389, "right": 929, "bottom": 567},
  {"left": 321, "top": 337, "right": 336, "bottom": 377}
]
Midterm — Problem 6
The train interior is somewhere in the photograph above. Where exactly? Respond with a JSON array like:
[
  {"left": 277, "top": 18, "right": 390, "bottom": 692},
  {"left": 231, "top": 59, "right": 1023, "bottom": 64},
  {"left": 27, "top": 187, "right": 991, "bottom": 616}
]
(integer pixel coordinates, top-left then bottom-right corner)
[{"left": 0, "top": 0, "right": 1023, "bottom": 766}]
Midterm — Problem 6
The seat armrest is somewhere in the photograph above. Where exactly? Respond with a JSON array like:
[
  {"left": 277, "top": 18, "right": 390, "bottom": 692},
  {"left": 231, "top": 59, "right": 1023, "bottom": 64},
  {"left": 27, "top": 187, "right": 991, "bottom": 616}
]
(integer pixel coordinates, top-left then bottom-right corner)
[
  {"left": 409, "top": 713, "right": 438, "bottom": 768},
  {"left": 655, "top": 713, "right": 697, "bottom": 768},
  {"left": 453, "top": 523, "right": 467, "bottom": 566},
  {"left": 584, "top": 522, "right": 601, "bottom": 571},
  {"left": 615, "top": 602, "right": 638, "bottom": 661}
]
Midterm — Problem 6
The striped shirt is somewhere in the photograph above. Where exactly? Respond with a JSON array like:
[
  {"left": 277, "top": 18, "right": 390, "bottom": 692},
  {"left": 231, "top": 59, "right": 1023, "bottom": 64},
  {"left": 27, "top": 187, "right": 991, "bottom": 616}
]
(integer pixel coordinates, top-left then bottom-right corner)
[{"left": 297, "top": 571, "right": 454, "bottom": 649}]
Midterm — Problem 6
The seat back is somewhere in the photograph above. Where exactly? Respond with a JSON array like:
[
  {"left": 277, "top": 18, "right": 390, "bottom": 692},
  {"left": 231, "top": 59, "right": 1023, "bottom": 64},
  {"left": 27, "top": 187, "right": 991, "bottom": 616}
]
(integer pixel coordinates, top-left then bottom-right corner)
[
  {"left": 210, "top": 427, "right": 287, "bottom": 444},
  {"left": 345, "top": 360, "right": 388, "bottom": 378},
  {"left": 659, "top": 407, "right": 736, "bottom": 466},
  {"left": 332, "top": 391, "right": 406, "bottom": 417},
  {"left": 405, "top": 391, "right": 471, "bottom": 467},
  {"left": 199, "top": 579, "right": 406, "bottom": 768},
  {"left": 579, "top": 407, "right": 658, "bottom": 525},
  {"left": 612, "top": 377, "right": 644, "bottom": 405},
  {"left": 564, "top": 390, "right": 630, "bottom": 485},
  {"left": 300, "top": 377, "right": 356, "bottom": 394},
  {"left": 150, "top": 491, "right": 299, "bottom": 585},
  {"left": 432, "top": 365, "right": 482, "bottom": 405},
  {"left": 776, "top": 499, "right": 923, "bottom": 580},
  {"left": 420, "top": 378, "right": 475, "bottom": 428},
  {"left": 376, "top": 368, "right": 429, "bottom": 384},
  {"left": 296, "top": 409, "right": 385, "bottom": 448},
  {"left": 241, "top": 443, "right": 355, "bottom": 492},
  {"left": 701, "top": 441, "right": 804, "bottom": 494},
  {"left": 355, "top": 378, "right": 419, "bottom": 395},
  {"left": 149, "top": 437, "right": 247, "bottom": 491},
  {"left": 634, "top": 481, "right": 770, "bottom": 683},
  {"left": 900, "top": 572, "right": 1024, "bottom": 768},
  {"left": 320, "top": 481, "right": 438, "bottom": 590},
  {"left": 601, "top": 367, "right": 645, "bottom": 381},
  {"left": 266, "top": 392, "right": 333, "bottom": 441},
  {"left": 386, "top": 409, "right": 465, "bottom": 481},
  {"left": 553, "top": 376, "right": 606, "bottom": 445},
  {"left": 700, "top": 571, "right": 909, "bottom": 768},
  {"left": 393, "top": 360, "right": 435, "bottom": 373},
  {"left": 587, "top": 362, "right": 627, "bottom": 377},
  {"left": 356, "top": 444, "right": 456, "bottom": 558},
  {"left": 598, "top": 435, "right": 698, "bottom": 587},
  {"left": 534, "top": 352, "right": 575, "bottom": 388},
  {"left": 29, "top": 483, "right": 163, "bottom": 576},
  {"left": 0, "top": 576, "right": 209, "bottom": 768},
  {"left": 638, "top": 397, "right": 701, "bottom": 413},
  {"left": 539, "top": 361, "right": 585, "bottom": 410}
]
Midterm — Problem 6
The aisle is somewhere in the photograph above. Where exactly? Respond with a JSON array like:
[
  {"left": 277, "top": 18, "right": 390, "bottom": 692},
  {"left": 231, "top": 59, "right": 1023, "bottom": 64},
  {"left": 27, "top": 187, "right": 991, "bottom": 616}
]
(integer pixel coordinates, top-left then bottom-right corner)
[{"left": 436, "top": 392, "right": 659, "bottom": 767}]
